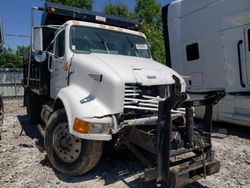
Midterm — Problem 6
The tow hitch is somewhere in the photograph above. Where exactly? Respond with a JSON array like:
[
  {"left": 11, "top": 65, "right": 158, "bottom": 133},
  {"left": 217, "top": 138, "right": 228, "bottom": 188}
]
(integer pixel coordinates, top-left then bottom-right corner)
[
  {"left": 149, "top": 79, "right": 224, "bottom": 187},
  {"left": 121, "top": 77, "right": 225, "bottom": 187}
]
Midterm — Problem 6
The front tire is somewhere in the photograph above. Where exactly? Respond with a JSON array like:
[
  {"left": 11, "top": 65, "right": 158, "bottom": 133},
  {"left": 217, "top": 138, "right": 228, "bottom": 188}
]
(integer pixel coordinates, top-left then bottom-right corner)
[{"left": 44, "top": 109, "right": 103, "bottom": 176}]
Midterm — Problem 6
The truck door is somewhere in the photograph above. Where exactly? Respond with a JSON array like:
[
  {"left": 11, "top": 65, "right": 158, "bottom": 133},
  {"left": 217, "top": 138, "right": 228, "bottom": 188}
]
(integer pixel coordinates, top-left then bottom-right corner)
[
  {"left": 245, "top": 26, "right": 250, "bottom": 86},
  {"left": 183, "top": 42, "right": 204, "bottom": 90},
  {"left": 50, "top": 30, "right": 67, "bottom": 98}
]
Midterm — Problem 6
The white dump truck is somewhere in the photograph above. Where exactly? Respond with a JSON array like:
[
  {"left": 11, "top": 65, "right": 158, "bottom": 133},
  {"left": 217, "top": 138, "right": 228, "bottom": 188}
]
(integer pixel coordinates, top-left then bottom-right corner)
[
  {"left": 23, "top": 2, "right": 224, "bottom": 187},
  {"left": 162, "top": 0, "right": 250, "bottom": 127}
]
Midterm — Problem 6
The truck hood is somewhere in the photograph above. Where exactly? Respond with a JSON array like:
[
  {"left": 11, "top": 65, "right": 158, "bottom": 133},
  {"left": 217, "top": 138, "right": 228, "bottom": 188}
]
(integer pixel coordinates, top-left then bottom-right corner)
[{"left": 91, "top": 54, "right": 180, "bottom": 86}]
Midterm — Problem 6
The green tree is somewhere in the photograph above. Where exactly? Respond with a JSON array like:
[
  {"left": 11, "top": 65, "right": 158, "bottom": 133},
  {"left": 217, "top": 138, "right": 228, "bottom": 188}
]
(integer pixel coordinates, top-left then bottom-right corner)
[
  {"left": 140, "top": 22, "right": 165, "bottom": 64},
  {"left": 0, "top": 46, "right": 29, "bottom": 68},
  {"left": 48, "top": 0, "right": 93, "bottom": 10},
  {"left": 134, "top": 0, "right": 161, "bottom": 25},
  {"left": 16, "top": 45, "right": 29, "bottom": 57},
  {"left": 134, "top": 0, "right": 166, "bottom": 64},
  {"left": 0, "top": 50, "right": 21, "bottom": 68},
  {"left": 103, "top": 0, "right": 129, "bottom": 17}
]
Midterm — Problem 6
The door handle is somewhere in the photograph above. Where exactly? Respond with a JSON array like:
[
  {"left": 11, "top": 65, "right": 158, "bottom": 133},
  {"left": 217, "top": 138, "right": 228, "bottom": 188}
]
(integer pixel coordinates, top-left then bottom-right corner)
[
  {"left": 48, "top": 55, "right": 53, "bottom": 73},
  {"left": 237, "top": 40, "right": 246, "bottom": 88}
]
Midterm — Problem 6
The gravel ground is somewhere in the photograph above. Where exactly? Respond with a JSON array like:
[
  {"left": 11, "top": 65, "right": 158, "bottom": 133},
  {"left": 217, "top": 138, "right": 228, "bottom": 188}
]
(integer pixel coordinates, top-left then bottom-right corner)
[{"left": 0, "top": 99, "right": 249, "bottom": 188}]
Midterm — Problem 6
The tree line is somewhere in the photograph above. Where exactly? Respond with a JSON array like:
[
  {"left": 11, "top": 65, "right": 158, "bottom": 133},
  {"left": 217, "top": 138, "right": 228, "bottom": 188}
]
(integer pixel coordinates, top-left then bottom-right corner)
[
  {"left": 0, "top": 0, "right": 165, "bottom": 68},
  {"left": 0, "top": 46, "right": 29, "bottom": 68}
]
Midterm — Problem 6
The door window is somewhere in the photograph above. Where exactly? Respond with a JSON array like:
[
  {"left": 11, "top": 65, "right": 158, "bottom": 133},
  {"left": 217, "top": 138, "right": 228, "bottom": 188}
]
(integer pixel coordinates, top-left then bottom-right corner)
[
  {"left": 186, "top": 43, "right": 200, "bottom": 61},
  {"left": 55, "top": 31, "right": 65, "bottom": 57}
]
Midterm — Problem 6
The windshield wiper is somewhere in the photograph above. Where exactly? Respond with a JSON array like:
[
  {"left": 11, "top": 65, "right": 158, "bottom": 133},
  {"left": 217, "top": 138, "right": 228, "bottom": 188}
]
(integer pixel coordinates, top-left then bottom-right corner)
[
  {"left": 126, "top": 36, "right": 139, "bottom": 57},
  {"left": 95, "top": 32, "right": 110, "bottom": 54}
]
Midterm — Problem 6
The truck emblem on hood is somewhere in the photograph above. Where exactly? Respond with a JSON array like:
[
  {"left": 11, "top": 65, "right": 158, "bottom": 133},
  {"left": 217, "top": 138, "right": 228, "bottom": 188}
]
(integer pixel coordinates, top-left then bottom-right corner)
[{"left": 147, "top": 75, "right": 157, "bottom": 79}]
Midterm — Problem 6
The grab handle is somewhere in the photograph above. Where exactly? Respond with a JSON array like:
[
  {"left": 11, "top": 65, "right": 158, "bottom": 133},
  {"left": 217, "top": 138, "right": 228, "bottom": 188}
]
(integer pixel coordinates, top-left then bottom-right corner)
[{"left": 237, "top": 40, "right": 246, "bottom": 88}]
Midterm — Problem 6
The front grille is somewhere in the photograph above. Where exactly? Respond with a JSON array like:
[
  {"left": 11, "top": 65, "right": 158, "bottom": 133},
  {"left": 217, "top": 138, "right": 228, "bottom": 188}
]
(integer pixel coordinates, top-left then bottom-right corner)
[{"left": 124, "top": 84, "right": 161, "bottom": 112}]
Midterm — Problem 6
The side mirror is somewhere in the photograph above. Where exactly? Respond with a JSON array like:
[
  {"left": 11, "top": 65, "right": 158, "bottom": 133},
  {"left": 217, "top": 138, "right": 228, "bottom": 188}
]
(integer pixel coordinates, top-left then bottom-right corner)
[
  {"left": 34, "top": 52, "right": 47, "bottom": 63},
  {"left": 32, "top": 27, "right": 44, "bottom": 52}
]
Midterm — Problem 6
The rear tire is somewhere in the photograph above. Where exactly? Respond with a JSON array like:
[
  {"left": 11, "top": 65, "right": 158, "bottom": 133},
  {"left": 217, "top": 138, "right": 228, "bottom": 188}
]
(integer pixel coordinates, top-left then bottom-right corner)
[
  {"left": 26, "top": 91, "right": 41, "bottom": 125},
  {"left": 44, "top": 109, "right": 103, "bottom": 176}
]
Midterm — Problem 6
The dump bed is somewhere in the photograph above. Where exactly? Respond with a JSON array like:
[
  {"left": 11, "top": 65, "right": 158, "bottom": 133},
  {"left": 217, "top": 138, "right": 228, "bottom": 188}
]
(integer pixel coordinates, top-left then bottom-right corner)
[{"left": 41, "top": 2, "right": 140, "bottom": 30}]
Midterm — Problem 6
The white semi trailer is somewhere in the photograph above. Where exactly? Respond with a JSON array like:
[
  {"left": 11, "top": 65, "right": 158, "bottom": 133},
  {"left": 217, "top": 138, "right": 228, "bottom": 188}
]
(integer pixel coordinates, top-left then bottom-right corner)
[
  {"left": 23, "top": 2, "right": 224, "bottom": 187},
  {"left": 163, "top": 0, "right": 250, "bottom": 126}
]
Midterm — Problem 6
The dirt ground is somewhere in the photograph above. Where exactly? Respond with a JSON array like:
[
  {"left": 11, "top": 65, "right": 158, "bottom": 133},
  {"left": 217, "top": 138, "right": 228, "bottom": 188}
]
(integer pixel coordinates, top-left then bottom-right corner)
[{"left": 0, "top": 99, "right": 250, "bottom": 188}]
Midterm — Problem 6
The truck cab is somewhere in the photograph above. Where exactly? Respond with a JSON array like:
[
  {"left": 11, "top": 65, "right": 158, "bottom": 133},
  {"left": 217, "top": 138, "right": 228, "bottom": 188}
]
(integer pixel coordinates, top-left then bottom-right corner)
[
  {"left": 163, "top": 0, "right": 250, "bottom": 126},
  {"left": 30, "top": 17, "right": 186, "bottom": 140}
]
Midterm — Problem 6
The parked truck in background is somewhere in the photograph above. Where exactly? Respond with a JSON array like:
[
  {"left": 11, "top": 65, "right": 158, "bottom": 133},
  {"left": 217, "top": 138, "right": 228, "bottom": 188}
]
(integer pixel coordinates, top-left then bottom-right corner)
[
  {"left": 162, "top": 0, "right": 250, "bottom": 127},
  {"left": 23, "top": 2, "right": 224, "bottom": 187},
  {"left": 0, "top": 20, "right": 4, "bottom": 140}
]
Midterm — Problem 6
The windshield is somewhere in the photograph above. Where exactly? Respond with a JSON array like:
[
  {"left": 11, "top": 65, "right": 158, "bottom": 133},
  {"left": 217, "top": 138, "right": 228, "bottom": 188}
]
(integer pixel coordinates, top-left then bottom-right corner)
[{"left": 70, "top": 25, "right": 151, "bottom": 58}]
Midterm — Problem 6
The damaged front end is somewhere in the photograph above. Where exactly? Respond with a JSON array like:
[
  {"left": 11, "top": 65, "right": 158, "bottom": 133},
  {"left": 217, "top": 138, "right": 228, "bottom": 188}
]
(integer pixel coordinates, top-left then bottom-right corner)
[{"left": 116, "top": 76, "right": 225, "bottom": 187}]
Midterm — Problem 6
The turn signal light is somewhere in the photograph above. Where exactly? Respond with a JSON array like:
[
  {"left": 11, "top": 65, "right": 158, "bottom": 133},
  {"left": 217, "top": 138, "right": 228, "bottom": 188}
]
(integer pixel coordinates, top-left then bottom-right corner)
[
  {"left": 73, "top": 118, "right": 90, "bottom": 133},
  {"left": 50, "top": 7, "right": 56, "bottom": 13}
]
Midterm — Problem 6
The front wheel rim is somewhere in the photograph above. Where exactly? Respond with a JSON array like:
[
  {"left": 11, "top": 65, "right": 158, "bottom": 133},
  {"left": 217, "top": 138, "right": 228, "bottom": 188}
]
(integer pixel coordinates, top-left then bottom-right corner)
[{"left": 53, "top": 123, "right": 82, "bottom": 163}]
